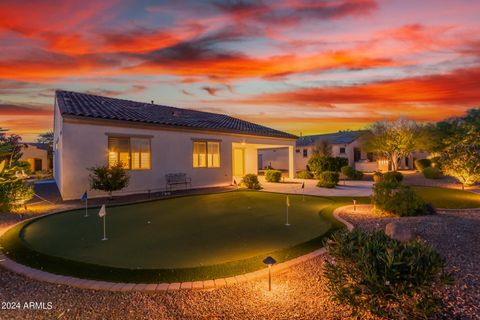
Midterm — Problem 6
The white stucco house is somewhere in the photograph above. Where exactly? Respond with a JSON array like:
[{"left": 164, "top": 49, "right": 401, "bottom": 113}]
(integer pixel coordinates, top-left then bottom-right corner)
[
  {"left": 20, "top": 143, "right": 51, "bottom": 171},
  {"left": 259, "top": 130, "right": 428, "bottom": 174},
  {"left": 53, "top": 91, "right": 297, "bottom": 200}
]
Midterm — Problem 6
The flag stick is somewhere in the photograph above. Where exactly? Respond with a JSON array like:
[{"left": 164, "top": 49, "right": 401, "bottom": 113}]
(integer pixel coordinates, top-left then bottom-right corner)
[
  {"left": 102, "top": 215, "right": 107, "bottom": 240},
  {"left": 84, "top": 198, "right": 88, "bottom": 217},
  {"left": 285, "top": 203, "right": 290, "bottom": 226}
]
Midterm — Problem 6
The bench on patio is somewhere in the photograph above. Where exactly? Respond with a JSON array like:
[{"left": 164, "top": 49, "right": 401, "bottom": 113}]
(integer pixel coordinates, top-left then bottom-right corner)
[{"left": 165, "top": 173, "right": 192, "bottom": 191}]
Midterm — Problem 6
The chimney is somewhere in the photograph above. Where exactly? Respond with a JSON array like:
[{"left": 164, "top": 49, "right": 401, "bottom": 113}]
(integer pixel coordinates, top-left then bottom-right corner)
[{"left": 151, "top": 100, "right": 154, "bottom": 104}]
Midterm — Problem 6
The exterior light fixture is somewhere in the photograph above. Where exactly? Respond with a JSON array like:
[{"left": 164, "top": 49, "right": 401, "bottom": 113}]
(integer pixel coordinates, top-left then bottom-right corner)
[{"left": 263, "top": 256, "right": 277, "bottom": 291}]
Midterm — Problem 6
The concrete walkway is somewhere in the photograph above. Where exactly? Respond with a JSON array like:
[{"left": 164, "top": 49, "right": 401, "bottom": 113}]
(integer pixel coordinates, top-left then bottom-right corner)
[{"left": 259, "top": 177, "right": 374, "bottom": 197}]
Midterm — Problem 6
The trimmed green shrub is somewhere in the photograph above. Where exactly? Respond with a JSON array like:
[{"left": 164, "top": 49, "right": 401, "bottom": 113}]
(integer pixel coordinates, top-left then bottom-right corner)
[
  {"left": 372, "top": 180, "right": 433, "bottom": 216},
  {"left": 415, "top": 158, "right": 431, "bottom": 171},
  {"left": 308, "top": 155, "right": 348, "bottom": 174},
  {"left": 324, "top": 229, "right": 451, "bottom": 319},
  {"left": 316, "top": 171, "right": 340, "bottom": 188},
  {"left": 372, "top": 171, "right": 383, "bottom": 183},
  {"left": 241, "top": 174, "right": 261, "bottom": 190},
  {"left": 340, "top": 166, "right": 364, "bottom": 180},
  {"left": 383, "top": 171, "right": 403, "bottom": 183},
  {"left": 422, "top": 167, "right": 441, "bottom": 179},
  {"left": 265, "top": 170, "right": 282, "bottom": 182},
  {"left": 0, "top": 179, "right": 34, "bottom": 211},
  {"left": 296, "top": 170, "right": 314, "bottom": 179},
  {"left": 88, "top": 163, "right": 130, "bottom": 198}
]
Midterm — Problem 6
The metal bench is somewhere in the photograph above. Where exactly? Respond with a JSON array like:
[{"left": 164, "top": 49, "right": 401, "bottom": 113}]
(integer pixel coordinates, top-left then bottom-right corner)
[{"left": 165, "top": 173, "right": 192, "bottom": 191}]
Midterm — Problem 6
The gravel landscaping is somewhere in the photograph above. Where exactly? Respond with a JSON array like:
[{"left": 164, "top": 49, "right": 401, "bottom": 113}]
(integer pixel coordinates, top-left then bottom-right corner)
[
  {"left": 340, "top": 206, "right": 480, "bottom": 319},
  {"left": 1, "top": 203, "right": 479, "bottom": 319}
]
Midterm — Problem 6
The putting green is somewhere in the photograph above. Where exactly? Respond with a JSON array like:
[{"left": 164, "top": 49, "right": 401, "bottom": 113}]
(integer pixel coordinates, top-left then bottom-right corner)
[{"left": 16, "top": 191, "right": 335, "bottom": 269}]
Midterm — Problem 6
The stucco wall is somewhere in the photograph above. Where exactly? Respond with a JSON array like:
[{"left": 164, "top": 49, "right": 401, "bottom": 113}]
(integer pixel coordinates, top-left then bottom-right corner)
[
  {"left": 20, "top": 145, "right": 48, "bottom": 171},
  {"left": 57, "top": 117, "right": 295, "bottom": 200}
]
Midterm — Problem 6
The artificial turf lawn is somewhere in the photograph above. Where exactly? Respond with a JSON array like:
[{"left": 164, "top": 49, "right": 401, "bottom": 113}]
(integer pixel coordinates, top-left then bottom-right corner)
[
  {"left": 0, "top": 191, "right": 368, "bottom": 282},
  {"left": 412, "top": 186, "right": 480, "bottom": 209}
]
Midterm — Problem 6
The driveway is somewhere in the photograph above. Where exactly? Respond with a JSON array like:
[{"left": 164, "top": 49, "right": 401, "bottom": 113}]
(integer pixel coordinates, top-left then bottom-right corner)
[{"left": 258, "top": 177, "right": 374, "bottom": 197}]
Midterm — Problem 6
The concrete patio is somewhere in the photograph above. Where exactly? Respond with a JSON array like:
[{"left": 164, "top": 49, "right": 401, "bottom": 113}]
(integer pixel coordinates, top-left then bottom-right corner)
[{"left": 258, "top": 177, "right": 374, "bottom": 197}]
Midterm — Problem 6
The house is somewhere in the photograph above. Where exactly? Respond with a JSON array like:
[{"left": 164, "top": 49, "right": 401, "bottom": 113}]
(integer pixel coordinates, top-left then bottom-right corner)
[
  {"left": 20, "top": 143, "right": 52, "bottom": 171},
  {"left": 259, "top": 130, "right": 428, "bottom": 174},
  {"left": 53, "top": 91, "right": 297, "bottom": 200}
]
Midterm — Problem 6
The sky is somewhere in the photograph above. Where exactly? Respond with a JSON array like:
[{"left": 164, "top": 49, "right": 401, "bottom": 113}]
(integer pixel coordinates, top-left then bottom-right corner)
[{"left": 1, "top": 0, "right": 479, "bottom": 141}]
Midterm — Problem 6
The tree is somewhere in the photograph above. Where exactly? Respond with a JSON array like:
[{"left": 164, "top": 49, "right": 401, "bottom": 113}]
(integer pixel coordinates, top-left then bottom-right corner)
[
  {"left": 363, "top": 118, "right": 419, "bottom": 171},
  {"left": 88, "top": 163, "right": 130, "bottom": 198},
  {"left": 0, "top": 160, "right": 34, "bottom": 211},
  {"left": 441, "top": 126, "right": 480, "bottom": 189},
  {"left": 0, "top": 129, "right": 24, "bottom": 167},
  {"left": 312, "top": 140, "right": 332, "bottom": 156},
  {"left": 37, "top": 131, "right": 54, "bottom": 148}
]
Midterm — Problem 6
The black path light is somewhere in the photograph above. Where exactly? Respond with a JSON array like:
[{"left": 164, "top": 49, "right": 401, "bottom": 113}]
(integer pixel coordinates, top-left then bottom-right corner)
[{"left": 263, "top": 256, "right": 277, "bottom": 291}]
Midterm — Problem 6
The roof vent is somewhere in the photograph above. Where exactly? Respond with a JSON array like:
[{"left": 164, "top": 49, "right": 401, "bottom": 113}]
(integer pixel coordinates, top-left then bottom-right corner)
[
  {"left": 172, "top": 111, "right": 181, "bottom": 117},
  {"left": 151, "top": 100, "right": 154, "bottom": 104}
]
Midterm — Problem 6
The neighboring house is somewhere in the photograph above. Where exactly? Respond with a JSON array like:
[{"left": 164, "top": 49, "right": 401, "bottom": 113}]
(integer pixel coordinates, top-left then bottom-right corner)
[
  {"left": 260, "top": 130, "right": 428, "bottom": 174},
  {"left": 53, "top": 91, "right": 297, "bottom": 200},
  {"left": 20, "top": 143, "right": 51, "bottom": 171}
]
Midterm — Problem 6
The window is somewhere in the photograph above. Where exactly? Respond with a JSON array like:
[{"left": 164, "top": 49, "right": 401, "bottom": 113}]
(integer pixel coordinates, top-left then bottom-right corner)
[
  {"left": 303, "top": 149, "right": 308, "bottom": 158},
  {"left": 193, "top": 141, "right": 220, "bottom": 168},
  {"left": 295, "top": 149, "right": 300, "bottom": 153},
  {"left": 108, "top": 136, "right": 151, "bottom": 170},
  {"left": 340, "top": 147, "right": 346, "bottom": 154}
]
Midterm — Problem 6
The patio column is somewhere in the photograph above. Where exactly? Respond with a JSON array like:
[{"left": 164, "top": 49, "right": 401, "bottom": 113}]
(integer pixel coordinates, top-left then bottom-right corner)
[{"left": 288, "top": 146, "right": 295, "bottom": 179}]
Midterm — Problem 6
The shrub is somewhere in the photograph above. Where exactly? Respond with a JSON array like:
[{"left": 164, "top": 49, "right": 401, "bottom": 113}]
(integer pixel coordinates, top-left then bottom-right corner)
[
  {"left": 265, "top": 170, "right": 282, "bottom": 183},
  {"left": 296, "top": 170, "right": 313, "bottom": 179},
  {"left": 324, "top": 229, "right": 451, "bottom": 319},
  {"left": 88, "top": 163, "right": 130, "bottom": 198},
  {"left": 316, "top": 171, "right": 339, "bottom": 188},
  {"left": 372, "top": 171, "right": 383, "bottom": 183},
  {"left": 383, "top": 171, "right": 403, "bottom": 183},
  {"left": 0, "top": 179, "right": 34, "bottom": 211},
  {"left": 308, "top": 155, "right": 348, "bottom": 174},
  {"left": 241, "top": 174, "right": 261, "bottom": 190},
  {"left": 13, "top": 160, "right": 32, "bottom": 174},
  {"left": 422, "top": 167, "right": 441, "bottom": 179},
  {"left": 340, "top": 166, "right": 364, "bottom": 180},
  {"left": 415, "top": 158, "right": 431, "bottom": 171},
  {"left": 372, "top": 180, "right": 433, "bottom": 216}
]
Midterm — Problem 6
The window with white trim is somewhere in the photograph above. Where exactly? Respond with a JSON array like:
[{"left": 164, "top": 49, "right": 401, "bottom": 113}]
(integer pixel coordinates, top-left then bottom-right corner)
[
  {"left": 193, "top": 141, "right": 220, "bottom": 168},
  {"left": 108, "top": 136, "right": 151, "bottom": 170}
]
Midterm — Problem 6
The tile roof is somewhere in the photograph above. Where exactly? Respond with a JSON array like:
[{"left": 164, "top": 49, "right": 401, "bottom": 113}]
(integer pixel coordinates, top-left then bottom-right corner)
[
  {"left": 296, "top": 130, "right": 365, "bottom": 147},
  {"left": 55, "top": 91, "right": 297, "bottom": 139}
]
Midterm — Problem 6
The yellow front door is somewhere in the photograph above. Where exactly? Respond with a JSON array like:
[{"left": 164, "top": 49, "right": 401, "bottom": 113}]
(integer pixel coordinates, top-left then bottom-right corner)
[{"left": 233, "top": 148, "right": 245, "bottom": 177}]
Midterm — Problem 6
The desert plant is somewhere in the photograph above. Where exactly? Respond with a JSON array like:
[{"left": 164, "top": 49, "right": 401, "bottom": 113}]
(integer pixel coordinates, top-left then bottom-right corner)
[
  {"left": 316, "top": 171, "right": 340, "bottom": 188},
  {"left": 13, "top": 160, "right": 32, "bottom": 174},
  {"left": 340, "top": 166, "right": 364, "bottom": 180},
  {"left": 265, "top": 170, "right": 282, "bottom": 183},
  {"left": 324, "top": 229, "right": 451, "bottom": 319},
  {"left": 296, "top": 170, "right": 314, "bottom": 179},
  {"left": 383, "top": 171, "right": 403, "bottom": 183},
  {"left": 422, "top": 167, "right": 441, "bottom": 179},
  {"left": 241, "top": 173, "right": 261, "bottom": 190},
  {"left": 415, "top": 158, "right": 431, "bottom": 171},
  {"left": 0, "top": 160, "right": 34, "bottom": 211},
  {"left": 88, "top": 163, "right": 130, "bottom": 198},
  {"left": 372, "top": 171, "right": 383, "bottom": 183},
  {"left": 372, "top": 180, "right": 433, "bottom": 216}
]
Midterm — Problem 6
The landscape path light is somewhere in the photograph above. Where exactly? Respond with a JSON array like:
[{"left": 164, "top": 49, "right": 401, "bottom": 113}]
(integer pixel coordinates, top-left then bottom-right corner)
[{"left": 263, "top": 256, "right": 277, "bottom": 291}]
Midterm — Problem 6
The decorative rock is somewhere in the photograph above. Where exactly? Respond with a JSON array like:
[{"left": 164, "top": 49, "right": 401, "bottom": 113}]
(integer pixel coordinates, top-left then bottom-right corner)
[{"left": 385, "top": 221, "right": 415, "bottom": 242}]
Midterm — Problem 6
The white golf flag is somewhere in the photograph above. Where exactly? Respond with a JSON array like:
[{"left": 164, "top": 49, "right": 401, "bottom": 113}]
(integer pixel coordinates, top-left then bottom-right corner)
[{"left": 98, "top": 204, "right": 106, "bottom": 217}]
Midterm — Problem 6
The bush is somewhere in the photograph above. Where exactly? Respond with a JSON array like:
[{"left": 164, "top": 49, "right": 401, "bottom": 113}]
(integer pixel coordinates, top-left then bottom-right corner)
[
  {"left": 372, "top": 180, "right": 433, "bottom": 216},
  {"left": 308, "top": 156, "right": 348, "bottom": 174},
  {"left": 241, "top": 174, "right": 261, "bottom": 190},
  {"left": 340, "top": 166, "right": 364, "bottom": 180},
  {"left": 13, "top": 160, "right": 32, "bottom": 174},
  {"left": 429, "top": 156, "right": 441, "bottom": 169},
  {"left": 422, "top": 167, "right": 441, "bottom": 179},
  {"left": 324, "top": 229, "right": 451, "bottom": 319},
  {"left": 0, "top": 179, "right": 34, "bottom": 211},
  {"left": 383, "top": 171, "right": 403, "bottom": 183},
  {"left": 296, "top": 170, "right": 313, "bottom": 179},
  {"left": 265, "top": 170, "right": 282, "bottom": 182},
  {"left": 373, "top": 171, "right": 383, "bottom": 183},
  {"left": 316, "top": 171, "right": 339, "bottom": 188},
  {"left": 415, "top": 158, "right": 431, "bottom": 171},
  {"left": 35, "top": 170, "right": 53, "bottom": 180},
  {"left": 88, "top": 163, "right": 130, "bottom": 198}
]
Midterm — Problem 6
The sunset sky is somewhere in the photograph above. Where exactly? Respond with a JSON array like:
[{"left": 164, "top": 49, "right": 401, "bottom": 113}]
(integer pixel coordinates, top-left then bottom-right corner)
[{"left": 1, "top": 0, "right": 479, "bottom": 141}]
